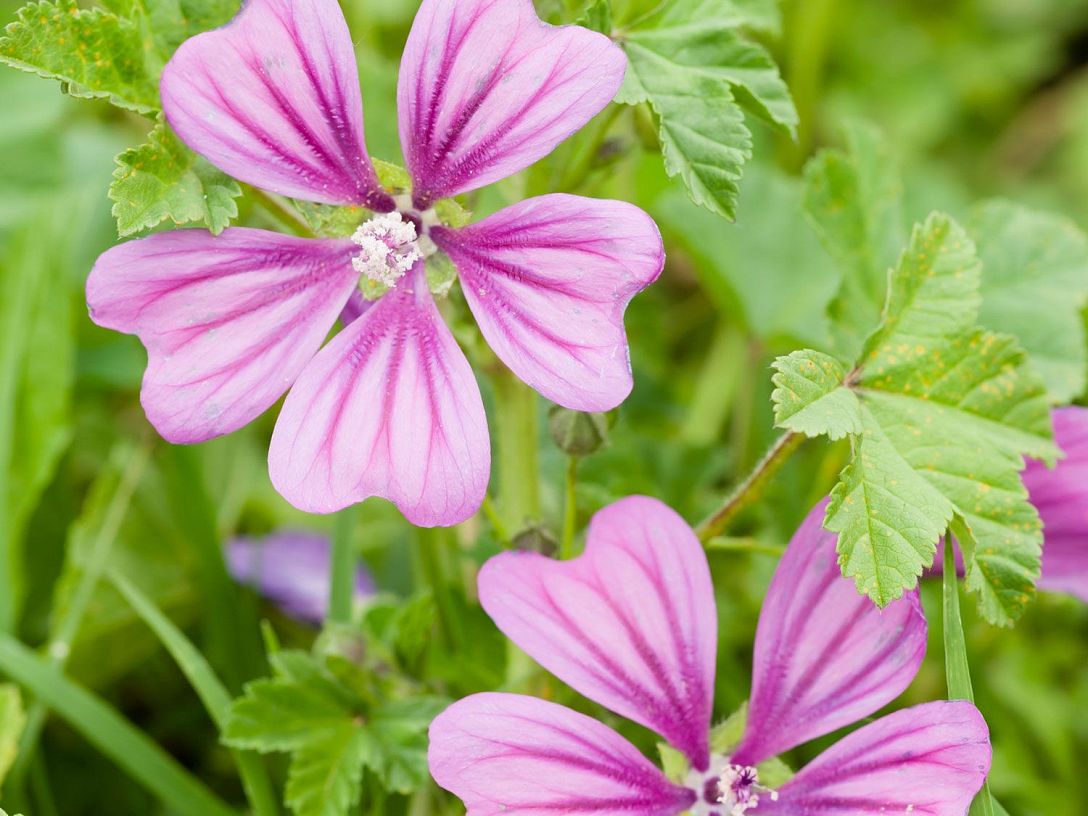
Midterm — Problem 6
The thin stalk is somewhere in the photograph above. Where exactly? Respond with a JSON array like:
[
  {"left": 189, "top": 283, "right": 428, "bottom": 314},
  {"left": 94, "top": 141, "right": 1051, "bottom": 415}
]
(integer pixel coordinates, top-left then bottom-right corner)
[
  {"left": 12, "top": 440, "right": 150, "bottom": 788},
  {"left": 782, "top": 0, "right": 838, "bottom": 167},
  {"left": 481, "top": 494, "right": 511, "bottom": 547},
  {"left": 493, "top": 372, "right": 541, "bottom": 532},
  {"left": 942, "top": 539, "right": 996, "bottom": 816},
  {"left": 680, "top": 323, "right": 745, "bottom": 446},
  {"left": 560, "top": 457, "right": 578, "bottom": 559},
  {"left": 327, "top": 507, "right": 356, "bottom": 626},
  {"left": 705, "top": 537, "right": 786, "bottom": 557},
  {"left": 696, "top": 431, "right": 804, "bottom": 542},
  {"left": 415, "top": 528, "right": 456, "bottom": 651}
]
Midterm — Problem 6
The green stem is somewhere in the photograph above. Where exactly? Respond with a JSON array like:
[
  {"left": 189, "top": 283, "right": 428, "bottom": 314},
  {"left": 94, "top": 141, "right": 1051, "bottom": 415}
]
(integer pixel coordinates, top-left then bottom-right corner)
[
  {"left": 680, "top": 323, "right": 745, "bottom": 446},
  {"left": 704, "top": 537, "right": 786, "bottom": 557},
  {"left": 695, "top": 431, "right": 803, "bottom": 542},
  {"left": 481, "top": 495, "right": 511, "bottom": 547},
  {"left": 327, "top": 507, "right": 356, "bottom": 626},
  {"left": 942, "top": 539, "right": 996, "bottom": 816},
  {"left": 493, "top": 372, "right": 541, "bottom": 532},
  {"left": 11, "top": 441, "right": 150, "bottom": 789},
  {"left": 415, "top": 528, "right": 456, "bottom": 650},
  {"left": 782, "top": 0, "right": 838, "bottom": 167},
  {"left": 560, "top": 457, "right": 578, "bottom": 559}
]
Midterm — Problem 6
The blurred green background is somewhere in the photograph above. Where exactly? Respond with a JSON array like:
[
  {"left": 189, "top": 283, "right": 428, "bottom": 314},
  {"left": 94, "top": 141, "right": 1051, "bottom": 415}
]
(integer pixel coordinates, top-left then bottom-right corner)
[{"left": 0, "top": 0, "right": 1086, "bottom": 812}]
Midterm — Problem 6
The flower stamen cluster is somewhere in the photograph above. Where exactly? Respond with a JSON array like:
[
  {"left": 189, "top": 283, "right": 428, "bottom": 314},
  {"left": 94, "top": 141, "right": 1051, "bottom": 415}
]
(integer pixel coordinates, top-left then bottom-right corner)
[
  {"left": 350, "top": 211, "right": 423, "bottom": 287},
  {"left": 717, "top": 763, "right": 777, "bottom": 815}
]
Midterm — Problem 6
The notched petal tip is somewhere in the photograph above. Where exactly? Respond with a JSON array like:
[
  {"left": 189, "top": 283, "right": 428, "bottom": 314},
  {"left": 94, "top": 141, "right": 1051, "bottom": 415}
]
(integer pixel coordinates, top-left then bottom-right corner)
[
  {"left": 160, "top": 0, "right": 392, "bottom": 209},
  {"left": 86, "top": 228, "right": 357, "bottom": 445},
  {"left": 478, "top": 494, "right": 716, "bottom": 771},
  {"left": 433, "top": 194, "right": 663, "bottom": 413},
  {"left": 398, "top": 0, "right": 626, "bottom": 203},
  {"left": 268, "top": 270, "right": 490, "bottom": 527}
]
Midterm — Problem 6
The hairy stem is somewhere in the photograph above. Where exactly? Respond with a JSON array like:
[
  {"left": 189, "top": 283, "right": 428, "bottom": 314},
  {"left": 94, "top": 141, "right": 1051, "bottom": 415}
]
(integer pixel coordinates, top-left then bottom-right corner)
[{"left": 696, "top": 431, "right": 803, "bottom": 542}]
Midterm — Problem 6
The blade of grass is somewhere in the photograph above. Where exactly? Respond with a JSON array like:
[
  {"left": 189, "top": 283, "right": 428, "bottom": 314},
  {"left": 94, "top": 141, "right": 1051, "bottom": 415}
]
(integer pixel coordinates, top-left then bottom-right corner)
[
  {"left": 108, "top": 570, "right": 279, "bottom": 816},
  {"left": 0, "top": 633, "right": 237, "bottom": 816},
  {"left": 942, "top": 537, "right": 996, "bottom": 816},
  {"left": 11, "top": 439, "right": 150, "bottom": 789}
]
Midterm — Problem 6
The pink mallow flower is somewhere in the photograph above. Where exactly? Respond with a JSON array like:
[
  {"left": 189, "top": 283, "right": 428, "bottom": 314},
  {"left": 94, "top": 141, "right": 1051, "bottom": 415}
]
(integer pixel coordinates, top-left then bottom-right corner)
[
  {"left": 429, "top": 497, "right": 992, "bottom": 815},
  {"left": 227, "top": 531, "right": 374, "bottom": 624},
  {"left": 86, "top": 0, "right": 663, "bottom": 527},
  {"left": 1025, "top": 407, "right": 1088, "bottom": 601}
]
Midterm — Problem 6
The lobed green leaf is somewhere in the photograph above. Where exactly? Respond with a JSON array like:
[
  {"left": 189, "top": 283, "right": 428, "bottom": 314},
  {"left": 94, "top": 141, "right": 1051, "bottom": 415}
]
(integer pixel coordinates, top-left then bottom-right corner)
[{"left": 110, "top": 120, "right": 241, "bottom": 236}]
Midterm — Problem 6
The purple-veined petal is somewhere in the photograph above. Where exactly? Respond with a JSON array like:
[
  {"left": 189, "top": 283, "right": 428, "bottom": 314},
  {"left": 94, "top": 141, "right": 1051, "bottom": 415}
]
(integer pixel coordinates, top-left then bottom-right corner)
[
  {"left": 268, "top": 265, "right": 489, "bottom": 525},
  {"left": 432, "top": 194, "right": 663, "bottom": 412},
  {"left": 756, "top": 701, "right": 991, "bottom": 816},
  {"left": 478, "top": 496, "right": 716, "bottom": 770},
  {"left": 428, "top": 692, "right": 696, "bottom": 816},
  {"left": 731, "top": 499, "right": 928, "bottom": 767},
  {"left": 161, "top": 0, "right": 393, "bottom": 209},
  {"left": 397, "top": 0, "right": 625, "bottom": 207},
  {"left": 1027, "top": 406, "right": 1088, "bottom": 601},
  {"left": 86, "top": 228, "right": 356, "bottom": 444},
  {"left": 227, "top": 531, "right": 375, "bottom": 624}
]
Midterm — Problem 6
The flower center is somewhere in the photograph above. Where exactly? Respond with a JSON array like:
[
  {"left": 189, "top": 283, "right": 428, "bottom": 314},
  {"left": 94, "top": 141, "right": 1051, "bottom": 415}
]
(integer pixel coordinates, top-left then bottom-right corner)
[
  {"left": 685, "top": 758, "right": 778, "bottom": 816},
  {"left": 717, "top": 764, "right": 776, "bottom": 815},
  {"left": 350, "top": 211, "right": 423, "bottom": 287}
]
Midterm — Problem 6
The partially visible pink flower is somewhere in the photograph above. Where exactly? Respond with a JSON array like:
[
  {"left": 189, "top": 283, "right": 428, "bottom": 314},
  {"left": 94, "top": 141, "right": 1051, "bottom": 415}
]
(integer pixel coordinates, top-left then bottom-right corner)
[
  {"left": 87, "top": 0, "right": 663, "bottom": 527},
  {"left": 227, "top": 531, "right": 373, "bottom": 624},
  {"left": 933, "top": 407, "right": 1088, "bottom": 602},
  {"left": 1025, "top": 406, "right": 1088, "bottom": 601},
  {"left": 429, "top": 497, "right": 991, "bottom": 815}
]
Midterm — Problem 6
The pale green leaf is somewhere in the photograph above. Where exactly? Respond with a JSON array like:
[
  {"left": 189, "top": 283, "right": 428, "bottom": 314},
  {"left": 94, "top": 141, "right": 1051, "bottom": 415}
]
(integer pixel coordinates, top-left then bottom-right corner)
[
  {"left": 969, "top": 199, "right": 1088, "bottom": 403},
  {"left": 708, "top": 701, "right": 747, "bottom": 755},
  {"left": 804, "top": 123, "right": 905, "bottom": 359},
  {"left": 771, "top": 350, "right": 861, "bottom": 440},
  {"left": 657, "top": 741, "right": 689, "bottom": 784},
  {"left": 577, "top": 0, "right": 611, "bottom": 34},
  {"left": 110, "top": 120, "right": 241, "bottom": 235},
  {"left": 360, "top": 698, "right": 448, "bottom": 794},
  {"left": 617, "top": 0, "right": 795, "bottom": 218},
  {"left": 0, "top": 0, "right": 159, "bottom": 113},
  {"left": 285, "top": 725, "right": 369, "bottom": 816},
  {"left": 0, "top": 684, "right": 25, "bottom": 786},
  {"left": 784, "top": 214, "right": 1055, "bottom": 619}
]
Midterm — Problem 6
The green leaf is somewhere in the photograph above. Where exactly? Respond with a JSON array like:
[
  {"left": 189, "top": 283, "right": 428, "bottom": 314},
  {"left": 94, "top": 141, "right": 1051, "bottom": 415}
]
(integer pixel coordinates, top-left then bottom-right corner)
[
  {"left": 657, "top": 741, "right": 689, "bottom": 784},
  {"left": 969, "top": 199, "right": 1088, "bottom": 403},
  {"left": 577, "top": 0, "right": 612, "bottom": 34},
  {"left": 101, "top": 0, "right": 236, "bottom": 69},
  {"left": 617, "top": 0, "right": 795, "bottom": 219},
  {"left": 0, "top": 684, "right": 25, "bottom": 787},
  {"left": 708, "top": 701, "right": 747, "bottom": 754},
  {"left": 777, "top": 214, "right": 1056, "bottom": 621},
  {"left": 359, "top": 698, "right": 447, "bottom": 794},
  {"left": 0, "top": 0, "right": 159, "bottom": 113},
  {"left": 285, "top": 725, "right": 369, "bottom": 816},
  {"left": 771, "top": 350, "right": 861, "bottom": 440},
  {"left": 803, "top": 123, "right": 905, "bottom": 360},
  {"left": 110, "top": 120, "right": 241, "bottom": 235},
  {"left": 223, "top": 657, "right": 356, "bottom": 753},
  {"left": 224, "top": 648, "right": 443, "bottom": 813}
]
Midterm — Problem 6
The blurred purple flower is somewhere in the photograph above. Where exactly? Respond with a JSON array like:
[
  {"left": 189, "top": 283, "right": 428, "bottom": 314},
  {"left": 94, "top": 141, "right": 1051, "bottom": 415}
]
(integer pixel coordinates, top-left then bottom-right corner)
[
  {"left": 428, "top": 497, "right": 991, "bottom": 815},
  {"left": 227, "top": 531, "right": 373, "bottom": 624},
  {"left": 1026, "top": 406, "right": 1088, "bottom": 601},
  {"left": 85, "top": 0, "right": 663, "bottom": 527}
]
